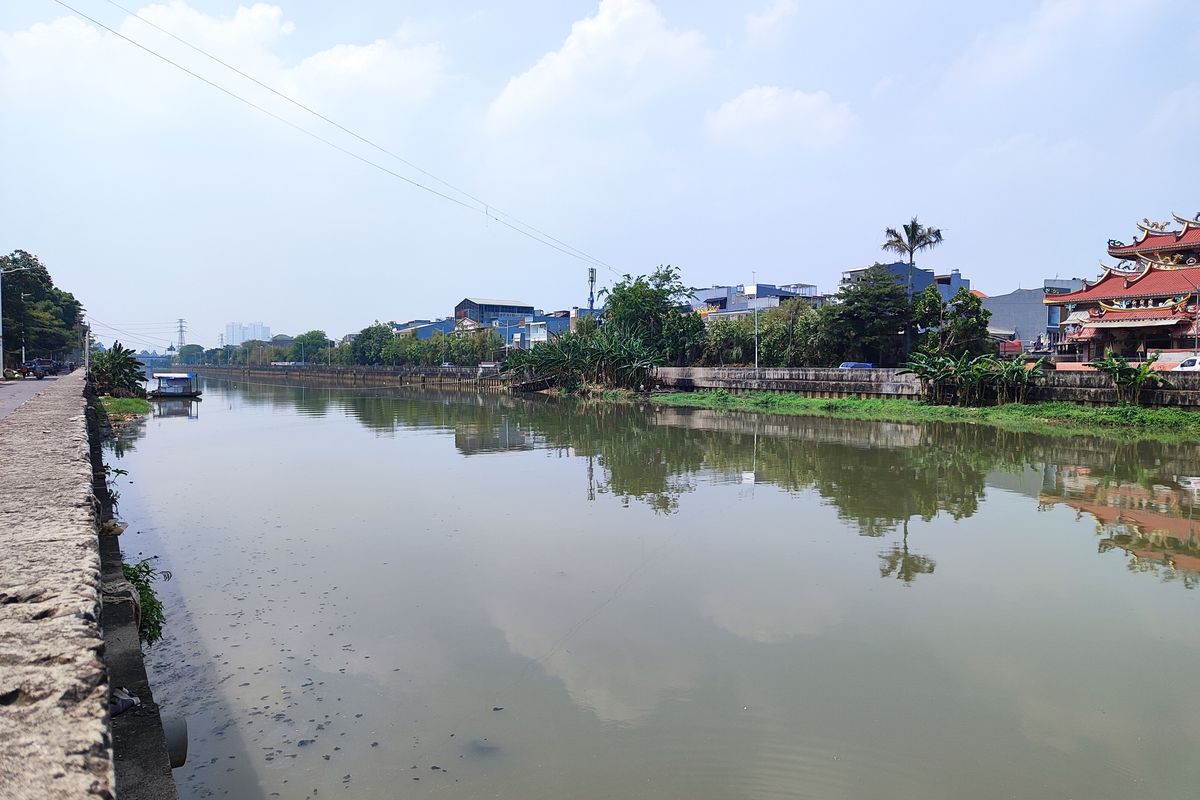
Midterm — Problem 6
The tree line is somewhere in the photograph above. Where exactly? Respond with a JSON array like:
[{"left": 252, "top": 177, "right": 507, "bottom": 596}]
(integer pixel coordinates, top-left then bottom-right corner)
[{"left": 1, "top": 250, "right": 84, "bottom": 366}]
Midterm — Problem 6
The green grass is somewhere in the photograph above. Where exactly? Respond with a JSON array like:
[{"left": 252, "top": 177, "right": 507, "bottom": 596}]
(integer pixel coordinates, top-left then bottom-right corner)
[
  {"left": 99, "top": 396, "right": 152, "bottom": 418},
  {"left": 650, "top": 390, "right": 1200, "bottom": 442}
]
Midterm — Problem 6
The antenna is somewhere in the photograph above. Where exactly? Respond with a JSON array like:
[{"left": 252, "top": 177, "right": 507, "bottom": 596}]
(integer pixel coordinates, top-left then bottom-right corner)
[{"left": 588, "top": 267, "right": 596, "bottom": 313}]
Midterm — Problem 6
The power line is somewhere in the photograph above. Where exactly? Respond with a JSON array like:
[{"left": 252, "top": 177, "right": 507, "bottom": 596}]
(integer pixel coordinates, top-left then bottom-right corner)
[
  {"left": 52, "top": 0, "right": 620, "bottom": 275},
  {"left": 101, "top": 0, "right": 618, "bottom": 275},
  {"left": 87, "top": 317, "right": 176, "bottom": 350}
]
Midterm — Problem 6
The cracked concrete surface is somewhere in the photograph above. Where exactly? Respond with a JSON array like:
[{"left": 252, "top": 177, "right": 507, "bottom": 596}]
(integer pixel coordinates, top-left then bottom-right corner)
[{"left": 0, "top": 371, "right": 114, "bottom": 799}]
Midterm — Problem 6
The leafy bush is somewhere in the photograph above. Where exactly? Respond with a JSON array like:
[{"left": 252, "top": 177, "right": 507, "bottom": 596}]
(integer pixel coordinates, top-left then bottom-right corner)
[
  {"left": 1086, "top": 350, "right": 1173, "bottom": 405},
  {"left": 90, "top": 341, "right": 145, "bottom": 396},
  {"left": 122, "top": 558, "right": 171, "bottom": 646}
]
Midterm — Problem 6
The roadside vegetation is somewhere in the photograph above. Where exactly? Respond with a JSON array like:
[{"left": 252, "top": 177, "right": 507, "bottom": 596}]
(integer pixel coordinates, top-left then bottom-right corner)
[
  {"left": 651, "top": 391, "right": 1200, "bottom": 442},
  {"left": 121, "top": 558, "right": 171, "bottom": 646},
  {"left": 0, "top": 250, "right": 85, "bottom": 370}
]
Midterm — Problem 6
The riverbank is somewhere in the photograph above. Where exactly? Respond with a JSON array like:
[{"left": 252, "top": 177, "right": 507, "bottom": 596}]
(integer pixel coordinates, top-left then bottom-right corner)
[
  {"left": 0, "top": 371, "right": 113, "bottom": 799},
  {"left": 650, "top": 390, "right": 1200, "bottom": 442}
]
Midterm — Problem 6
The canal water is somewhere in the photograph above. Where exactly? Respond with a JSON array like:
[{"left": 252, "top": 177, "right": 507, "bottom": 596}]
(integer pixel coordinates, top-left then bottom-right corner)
[{"left": 112, "top": 378, "right": 1200, "bottom": 799}]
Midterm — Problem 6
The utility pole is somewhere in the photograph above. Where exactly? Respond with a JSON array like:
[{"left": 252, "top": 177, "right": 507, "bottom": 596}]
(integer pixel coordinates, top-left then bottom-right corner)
[{"left": 752, "top": 271, "right": 759, "bottom": 371}]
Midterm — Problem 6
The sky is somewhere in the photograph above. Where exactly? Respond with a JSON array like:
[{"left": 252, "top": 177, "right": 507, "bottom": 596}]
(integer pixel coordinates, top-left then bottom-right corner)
[{"left": 2, "top": 0, "right": 1198, "bottom": 350}]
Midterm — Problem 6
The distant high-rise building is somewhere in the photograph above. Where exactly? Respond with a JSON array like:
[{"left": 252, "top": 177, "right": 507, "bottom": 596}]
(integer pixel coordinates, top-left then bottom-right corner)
[{"left": 224, "top": 321, "right": 271, "bottom": 345}]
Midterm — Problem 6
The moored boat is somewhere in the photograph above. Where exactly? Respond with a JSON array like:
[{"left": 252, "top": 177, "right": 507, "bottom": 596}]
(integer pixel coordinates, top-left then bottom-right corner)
[{"left": 147, "top": 372, "right": 203, "bottom": 399}]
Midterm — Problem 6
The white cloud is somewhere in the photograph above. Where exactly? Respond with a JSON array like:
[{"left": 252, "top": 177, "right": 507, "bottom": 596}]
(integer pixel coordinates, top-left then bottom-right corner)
[
  {"left": 0, "top": 2, "right": 446, "bottom": 113},
  {"left": 486, "top": 0, "right": 709, "bottom": 132},
  {"left": 746, "top": 0, "right": 798, "bottom": 43},
  {"left": 945, "top": 0, "right": 1165, "bottom": 93},
  {"left": 705, "top": 85, "right": 853, "bottom": 150}
]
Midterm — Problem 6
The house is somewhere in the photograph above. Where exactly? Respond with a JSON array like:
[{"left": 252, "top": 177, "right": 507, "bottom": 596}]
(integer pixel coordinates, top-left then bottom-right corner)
[
  {"left": 841, "top": 262, "right": 971, "bottom": 301},
  {"left": 982, "top": 279, "right": 1086, "bottom": 351}
]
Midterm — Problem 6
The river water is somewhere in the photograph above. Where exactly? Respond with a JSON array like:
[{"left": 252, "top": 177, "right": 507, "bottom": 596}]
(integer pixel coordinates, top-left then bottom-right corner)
[{"left": 111, "top": 378, "right": 1200, "bottom": 799}]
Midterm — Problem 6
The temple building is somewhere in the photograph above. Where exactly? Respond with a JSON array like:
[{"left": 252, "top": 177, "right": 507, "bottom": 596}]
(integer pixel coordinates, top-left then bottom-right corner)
[{"left": 1045, "top": 213, "right": 1200, "bottom": 360}]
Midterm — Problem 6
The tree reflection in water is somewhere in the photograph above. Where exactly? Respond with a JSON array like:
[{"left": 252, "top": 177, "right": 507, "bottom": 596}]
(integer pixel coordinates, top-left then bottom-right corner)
[{"left": 211, "top": 378, "right": 1200, "bottom": 587}]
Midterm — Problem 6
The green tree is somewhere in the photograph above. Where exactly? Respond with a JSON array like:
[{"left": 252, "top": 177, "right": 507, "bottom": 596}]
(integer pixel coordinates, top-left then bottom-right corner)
[
  {"left": 827, "top": 264, "right": 912, "bottom": 366},
  {"left": 661, "top": 310, "right": 706, "bottom": 365},
  {"left": 1, "top": 250, "right": 84, "bottom": 365},
  {"left": 350, "top": 323, "right": 394, "bottom": 364},
  {"left": 176, "top": 344, "right": 204, "bottom": 365},
  {"left": 881, "top": 216, "right": 945, "bottom": 297},
  {"left": 600, "top": 265, "right": 692, "bottom": 352},
  {"left": 291, "top": 330, "right": 328, "bottom": 362},
  {"left": 913, "top": 286, "right": 992, "bottom": 357},
  {"left": 757, "top": 301, "right": 818, "bottom": 367}
]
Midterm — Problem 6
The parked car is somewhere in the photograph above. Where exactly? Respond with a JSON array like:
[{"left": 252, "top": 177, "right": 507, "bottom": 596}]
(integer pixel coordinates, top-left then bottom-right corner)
[
  {"left": 1172, "top": 357, "right": 1200, "bottom": 371},
  {"left": 838, "top": 361, "right": 875, "bottom": 369}
]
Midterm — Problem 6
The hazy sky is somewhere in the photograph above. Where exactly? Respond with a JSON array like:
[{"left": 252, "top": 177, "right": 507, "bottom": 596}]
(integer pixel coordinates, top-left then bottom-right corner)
[{"left": 2, "top": 0, "right": 1197, "bottom": 349}]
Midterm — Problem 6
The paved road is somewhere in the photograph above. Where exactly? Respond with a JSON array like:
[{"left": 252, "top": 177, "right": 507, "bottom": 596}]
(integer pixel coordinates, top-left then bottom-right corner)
[{"left": 0, "top": 376, "right": 62, "bottom": 420}]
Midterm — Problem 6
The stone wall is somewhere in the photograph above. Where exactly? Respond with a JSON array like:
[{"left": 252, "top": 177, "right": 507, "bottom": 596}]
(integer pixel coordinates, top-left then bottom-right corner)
[
  {"left": 654, "top": 366, "right": 1200, "bottom": 408},
  {"left": 0, "top": 372, "right": 113, "bottom": 800}
]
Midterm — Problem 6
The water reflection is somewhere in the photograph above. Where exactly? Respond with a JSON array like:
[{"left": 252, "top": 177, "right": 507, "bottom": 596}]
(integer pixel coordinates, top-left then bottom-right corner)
[
  {"left": 208, "top": 378, "right": 1200, "bottom": 589},
  {"left": 114, "top": 377, "right": 1200, "bottom": 800}
]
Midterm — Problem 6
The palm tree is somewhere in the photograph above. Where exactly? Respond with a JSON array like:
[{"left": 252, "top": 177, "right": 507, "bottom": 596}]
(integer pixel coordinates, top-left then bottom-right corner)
[{"left": 882, "top": 216, "right": 945, "bottom": 298}]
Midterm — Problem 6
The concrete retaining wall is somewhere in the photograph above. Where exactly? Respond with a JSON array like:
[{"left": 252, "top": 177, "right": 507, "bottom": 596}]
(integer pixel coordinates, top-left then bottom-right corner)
[
  {"left": 655, "top": 366, "right": 1200, "bottom": 408},
  {"left": 191, "top": 364, "right": 505, "bottom": 389},
  {"left": 654, "top": 367, "right": 921, "bottom": 398},
  {"left": 0, "top": 372, "right": 113, "bottom": 800}
]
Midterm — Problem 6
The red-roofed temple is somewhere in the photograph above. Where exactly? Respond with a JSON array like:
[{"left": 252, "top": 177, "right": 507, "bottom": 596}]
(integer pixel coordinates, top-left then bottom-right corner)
[{"left": 1046, "top": 213, "right": 1200, "bottom": 360}]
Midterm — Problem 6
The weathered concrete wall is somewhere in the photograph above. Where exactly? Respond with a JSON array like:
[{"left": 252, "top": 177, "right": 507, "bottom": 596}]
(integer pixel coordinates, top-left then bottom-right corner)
[
  {"left": 0, "top": 372, "right": 113, "bottom": 800},
  {"left": 654, "top": 366, "right": 1200, "bottom": 408},
  {"left": 654, "top": 367, "right": 921, "bottom": 398},
  {"left": 192, "top": 363, "right": 505, "bottom": 389}
]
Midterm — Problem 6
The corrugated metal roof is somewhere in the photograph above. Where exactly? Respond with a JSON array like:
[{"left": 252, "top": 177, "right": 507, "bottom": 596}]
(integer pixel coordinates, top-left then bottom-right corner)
[{"left": 459, "top": 298, "right": 533, "bottom": 308}]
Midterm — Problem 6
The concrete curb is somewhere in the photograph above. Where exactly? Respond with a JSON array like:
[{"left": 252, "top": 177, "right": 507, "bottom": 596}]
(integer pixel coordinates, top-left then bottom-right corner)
[{"left": 0, "top": 372, "right": 113, "bottom": 799}]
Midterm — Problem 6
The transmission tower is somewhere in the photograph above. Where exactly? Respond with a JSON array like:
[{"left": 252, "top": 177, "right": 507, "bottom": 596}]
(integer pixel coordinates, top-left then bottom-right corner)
[
  {"left": 588, "top": 267, "right": 596, "bottom": 313},
  {"left": 176, "top": 318, "right": 187, "bottom": 351}
]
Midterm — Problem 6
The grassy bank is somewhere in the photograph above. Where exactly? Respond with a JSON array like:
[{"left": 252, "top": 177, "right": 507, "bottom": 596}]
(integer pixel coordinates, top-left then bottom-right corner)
[
  {"left": 99, "top": 396, "right": 152, "bottom": 419},
  {"left": 650, "top": 390, "right": 1200, "bottom": 442}
]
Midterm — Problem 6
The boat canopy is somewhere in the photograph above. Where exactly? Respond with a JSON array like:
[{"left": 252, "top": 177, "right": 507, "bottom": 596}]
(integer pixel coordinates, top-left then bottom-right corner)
[{"left": 153, "top": 372, "right": 196, "bottom": 379}]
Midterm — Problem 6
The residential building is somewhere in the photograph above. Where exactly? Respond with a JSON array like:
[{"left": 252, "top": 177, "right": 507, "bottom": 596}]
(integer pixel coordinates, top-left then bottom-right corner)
[
  {"left": 1044, "top": 213, "right": 1200, "bottom": 360},
  {"left": 982, "top": 279, "right": 1085, "bottom": 351},
  {"left": 840, "top": 262, "right": 971, "bottom": 301},
  {"left": 225, "top": 321, "right": 271, "bottom": 345},
  {"left": 690, "top": 281, "right": 825, "bottom": 322}
]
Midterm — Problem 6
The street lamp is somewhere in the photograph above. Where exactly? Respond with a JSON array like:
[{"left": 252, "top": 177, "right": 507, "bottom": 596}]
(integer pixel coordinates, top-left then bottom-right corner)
[{"left": 0, "top": 264, "right": 34, "bottom": 370}]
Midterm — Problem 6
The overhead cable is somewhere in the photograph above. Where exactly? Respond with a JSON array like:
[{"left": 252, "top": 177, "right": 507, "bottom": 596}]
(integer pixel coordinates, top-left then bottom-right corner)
[{"left": 52, "top": 0, "right": 620, "bottom": 274}]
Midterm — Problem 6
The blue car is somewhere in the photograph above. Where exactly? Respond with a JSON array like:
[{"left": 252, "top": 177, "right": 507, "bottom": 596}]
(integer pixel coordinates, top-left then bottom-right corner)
[{"left": 838, "top": 361, "right": 875, "bottom": 369}]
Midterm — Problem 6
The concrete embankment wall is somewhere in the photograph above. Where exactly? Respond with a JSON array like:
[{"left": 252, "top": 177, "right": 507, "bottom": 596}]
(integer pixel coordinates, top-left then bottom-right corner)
[
  {"left": 655, "top": 366, "right": 1200, "bottom": 407},
  {"left": 0, "top": 372, "right": 113, "bottom": 799},
  {"left": 192, "top": 363, "right": 506, "bottom": 389},
  {"left": 655, "top": 367, "right": 921, "bottom": 398}
]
